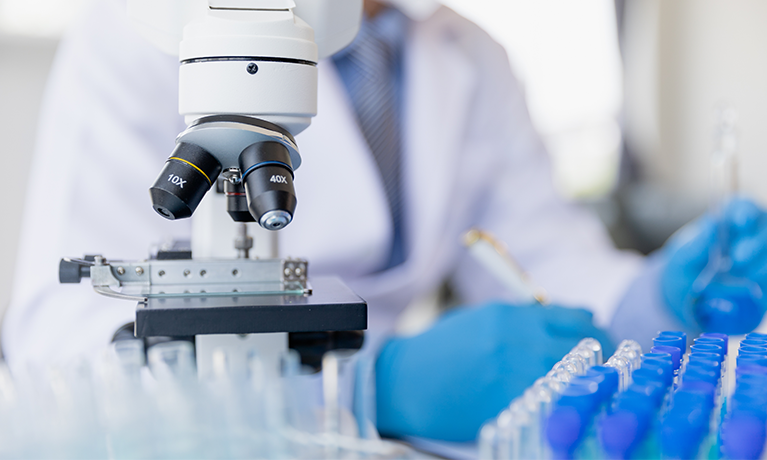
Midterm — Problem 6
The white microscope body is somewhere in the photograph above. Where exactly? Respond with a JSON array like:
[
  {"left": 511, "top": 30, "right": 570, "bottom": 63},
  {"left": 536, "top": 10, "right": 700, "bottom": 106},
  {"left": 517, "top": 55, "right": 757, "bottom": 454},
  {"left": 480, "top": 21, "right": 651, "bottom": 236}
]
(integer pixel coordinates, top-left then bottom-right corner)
[
  {"left": 121, "top": 0, "right": 364, "bottom": 377},
  {"left": 132, "top": 0, "right": 362, "bottom": 228}
]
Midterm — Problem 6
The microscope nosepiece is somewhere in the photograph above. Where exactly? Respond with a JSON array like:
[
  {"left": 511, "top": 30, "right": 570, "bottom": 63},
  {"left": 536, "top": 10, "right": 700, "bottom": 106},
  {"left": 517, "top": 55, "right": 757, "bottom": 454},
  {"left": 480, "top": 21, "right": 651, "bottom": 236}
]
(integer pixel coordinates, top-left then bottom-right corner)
[
  {"left": 239, "top": 142, "right": 297, "bottom": 231},
  {"left": 149, "top": 143, "right": 222, "bottom": 220}
]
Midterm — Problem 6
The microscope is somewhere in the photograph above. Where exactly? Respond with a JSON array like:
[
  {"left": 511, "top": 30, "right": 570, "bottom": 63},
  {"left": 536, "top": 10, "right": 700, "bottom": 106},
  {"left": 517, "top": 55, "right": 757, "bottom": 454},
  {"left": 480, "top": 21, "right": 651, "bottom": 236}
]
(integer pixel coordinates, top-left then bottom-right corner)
[{"left": 59, "top": 0, "right": 367, "bottom": 377}]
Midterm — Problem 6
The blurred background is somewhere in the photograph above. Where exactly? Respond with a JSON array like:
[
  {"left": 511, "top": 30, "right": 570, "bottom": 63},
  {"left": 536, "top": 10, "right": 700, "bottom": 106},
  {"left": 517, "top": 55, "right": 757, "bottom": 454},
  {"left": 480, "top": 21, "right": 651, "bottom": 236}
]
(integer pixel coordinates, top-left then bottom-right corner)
[{"left": 1, "top": 0, "right": 767, "bottom": 319}]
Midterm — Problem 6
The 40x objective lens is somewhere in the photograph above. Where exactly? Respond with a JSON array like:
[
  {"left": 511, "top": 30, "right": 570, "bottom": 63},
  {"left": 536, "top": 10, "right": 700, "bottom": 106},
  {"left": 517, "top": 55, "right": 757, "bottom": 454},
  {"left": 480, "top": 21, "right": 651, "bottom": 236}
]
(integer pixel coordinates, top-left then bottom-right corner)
[
  {"left": 149, "top": 143, "right": 222, "bottom": 220},
  {"left": 239, "top": 142, "right": 297, "bottom": 230}
]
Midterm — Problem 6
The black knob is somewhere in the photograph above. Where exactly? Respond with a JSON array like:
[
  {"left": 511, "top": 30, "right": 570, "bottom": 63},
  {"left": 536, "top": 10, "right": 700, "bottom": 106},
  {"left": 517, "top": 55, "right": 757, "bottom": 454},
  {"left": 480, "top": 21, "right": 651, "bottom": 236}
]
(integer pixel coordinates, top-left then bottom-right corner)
[{"left": 59, "top": 257, "right": 94, "bottom": 283}]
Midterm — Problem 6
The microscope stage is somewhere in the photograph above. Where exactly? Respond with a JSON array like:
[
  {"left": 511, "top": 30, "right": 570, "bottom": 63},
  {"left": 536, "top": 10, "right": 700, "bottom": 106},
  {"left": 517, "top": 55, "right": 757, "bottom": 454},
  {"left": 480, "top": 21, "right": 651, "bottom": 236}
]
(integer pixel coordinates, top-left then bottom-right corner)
[{"left": 135, "top": 276, "right": 366, "bottom": 337}]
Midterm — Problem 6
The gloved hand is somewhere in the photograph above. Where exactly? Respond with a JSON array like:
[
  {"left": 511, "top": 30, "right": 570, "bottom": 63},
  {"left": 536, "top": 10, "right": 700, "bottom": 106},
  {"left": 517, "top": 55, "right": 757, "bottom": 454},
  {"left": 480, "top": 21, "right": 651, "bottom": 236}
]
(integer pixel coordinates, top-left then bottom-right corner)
[
  {"left": 662, "top": 197, "right": 767, "bottom": 333},
  {"left": 375, "top": 302, "right": 614, "bottom": 442}
]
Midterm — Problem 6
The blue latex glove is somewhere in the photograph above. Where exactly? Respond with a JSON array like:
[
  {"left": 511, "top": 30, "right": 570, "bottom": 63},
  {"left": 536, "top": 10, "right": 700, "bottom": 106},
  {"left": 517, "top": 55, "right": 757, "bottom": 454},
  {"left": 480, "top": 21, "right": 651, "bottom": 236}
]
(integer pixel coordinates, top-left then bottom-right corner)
[
  {"left": 662, "top": 197, "right": 767, "bottom": 333},
  {"left": 375, "top": 302, "right": 615, "bottom": 442}
]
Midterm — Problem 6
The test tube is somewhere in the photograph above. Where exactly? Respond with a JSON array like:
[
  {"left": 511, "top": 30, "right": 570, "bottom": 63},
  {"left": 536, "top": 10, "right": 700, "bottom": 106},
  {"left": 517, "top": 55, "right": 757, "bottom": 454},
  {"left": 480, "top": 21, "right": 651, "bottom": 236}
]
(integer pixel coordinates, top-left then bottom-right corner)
[
  {"left": 617, "top": 340, "right": 643, "bottom": 371},
  {"left": 478, "top": 422, "right": 499, "bottom": 460},
  {"left": 577, "top": 338, "right": 603, "bottom": 366},
  {"left": 606, "top": 356, "right": 631, "bottom": 391},
  {"left": 147, "top": 341, "right": 196, "bottom": 382},
  {"left": 498, "top": 403, "right": 523, "bottom": 459}
]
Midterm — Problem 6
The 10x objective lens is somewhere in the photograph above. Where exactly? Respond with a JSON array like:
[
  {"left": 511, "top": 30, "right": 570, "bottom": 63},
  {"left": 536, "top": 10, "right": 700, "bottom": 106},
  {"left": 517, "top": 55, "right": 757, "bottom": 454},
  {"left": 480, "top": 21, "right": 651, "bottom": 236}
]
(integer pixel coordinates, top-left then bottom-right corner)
[
  {"left": 239, "top": 142, "right": 297, "bottom": 230},
  {"left": 149, "top": 143, "right": 222, "bottom": 220}
]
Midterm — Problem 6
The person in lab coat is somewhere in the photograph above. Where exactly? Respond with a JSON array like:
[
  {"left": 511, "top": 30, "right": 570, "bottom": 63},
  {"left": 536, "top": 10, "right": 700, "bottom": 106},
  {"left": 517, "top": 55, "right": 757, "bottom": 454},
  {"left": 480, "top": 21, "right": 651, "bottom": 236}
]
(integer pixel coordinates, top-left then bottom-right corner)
[{"left": 5, "top": 0, "right": 767, "bottom": 443}]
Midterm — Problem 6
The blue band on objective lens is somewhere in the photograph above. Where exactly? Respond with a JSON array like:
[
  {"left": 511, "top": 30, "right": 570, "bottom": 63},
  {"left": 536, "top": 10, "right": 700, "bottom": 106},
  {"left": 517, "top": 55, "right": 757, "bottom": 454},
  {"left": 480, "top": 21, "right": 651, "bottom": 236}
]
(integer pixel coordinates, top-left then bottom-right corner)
[{"left": 241, "top": 161, "right": 294, "bottom": 180}]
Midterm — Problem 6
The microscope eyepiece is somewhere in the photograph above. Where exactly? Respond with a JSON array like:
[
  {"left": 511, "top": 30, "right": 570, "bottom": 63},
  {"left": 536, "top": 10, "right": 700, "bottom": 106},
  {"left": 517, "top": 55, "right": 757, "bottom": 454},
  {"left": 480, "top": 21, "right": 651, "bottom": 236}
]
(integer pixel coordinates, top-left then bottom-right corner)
[
  {"left": 238, "top": 142, "right": 297, "bottom": 231},
  {"left": 149, "top": 143, "right": 222, "bottom": 220}
]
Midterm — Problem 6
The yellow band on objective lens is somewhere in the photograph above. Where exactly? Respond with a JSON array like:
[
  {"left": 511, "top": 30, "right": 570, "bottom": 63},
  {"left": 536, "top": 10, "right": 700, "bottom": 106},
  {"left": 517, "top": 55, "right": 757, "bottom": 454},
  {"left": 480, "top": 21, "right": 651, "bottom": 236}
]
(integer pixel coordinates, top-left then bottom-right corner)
[{"left": 169, "top": 157, "right": 211, "bottom": 185}]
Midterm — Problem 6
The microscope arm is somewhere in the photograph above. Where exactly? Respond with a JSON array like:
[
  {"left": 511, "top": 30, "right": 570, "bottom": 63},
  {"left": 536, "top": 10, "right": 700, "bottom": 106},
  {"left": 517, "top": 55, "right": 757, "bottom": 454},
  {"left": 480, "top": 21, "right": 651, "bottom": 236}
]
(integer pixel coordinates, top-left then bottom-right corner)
[{"left": 127, "top": 0, "right": 362, "bottom": 60}]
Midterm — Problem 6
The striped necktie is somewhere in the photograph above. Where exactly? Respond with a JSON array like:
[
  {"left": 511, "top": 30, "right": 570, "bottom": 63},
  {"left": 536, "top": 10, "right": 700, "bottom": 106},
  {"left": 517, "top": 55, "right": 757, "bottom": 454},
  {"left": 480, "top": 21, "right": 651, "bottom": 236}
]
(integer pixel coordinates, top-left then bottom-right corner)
[{"left": 334, "top": 15, "right": 406, "bottom": 269}]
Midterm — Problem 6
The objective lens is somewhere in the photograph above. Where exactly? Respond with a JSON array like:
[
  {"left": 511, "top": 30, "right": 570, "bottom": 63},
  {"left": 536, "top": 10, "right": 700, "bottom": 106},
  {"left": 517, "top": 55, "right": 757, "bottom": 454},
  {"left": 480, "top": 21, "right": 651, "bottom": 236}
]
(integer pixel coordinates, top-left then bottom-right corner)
[
  {"left": 149, "top": 143, "right": 222, "bottom": 220},
  {"left": 224, "top": 179, "right": 256, "bottom": 223},
  {"left": 238, "top": 142, "right": 297, "bottom": 230}
]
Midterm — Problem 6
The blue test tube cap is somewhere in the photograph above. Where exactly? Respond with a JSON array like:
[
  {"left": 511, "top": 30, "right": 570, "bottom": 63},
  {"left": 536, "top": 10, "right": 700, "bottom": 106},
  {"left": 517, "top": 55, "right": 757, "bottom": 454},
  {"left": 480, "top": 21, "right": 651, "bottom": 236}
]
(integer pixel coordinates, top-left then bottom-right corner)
[
  {"left": 660, "top": 330, "right": 686, "bottom": 337},
  {"left": 625, "top": 382, "right": 666, "bottom": 406},
  {"left": 731, "top": 387, "right": 767, "bottom": 415},
  {"left": 545, "top": 405, "right": 588, "bottom": 457},
  {"left": 570, "top": 374, "right": 613, "bottom": 409},
  {"left": 651, "top": 345, "right": 682, "bottom": 370},
  {"left": 586, "top": 366, "right": 619, "bottom": 403},
  {"left": 722, "top": 414, "right": 767, "bottom": 460},
  {"left": 689, "top": 351, "right": 722, "bottom": 364},
  {"left": 653, "top": 336, "right": 685, "bottom": 355},
  {"left": 675, "top": 383, "right": 716, "bottom": 412},
  {"left": 580, "top": 371, "right": 605, "bottom": 388},
  {"left": 746, "top": 332, "right": 767, "bottom": 340},
  {"left": 661, "top": 411, "right": 706, "bottom": 460},
  {"left": 642, "top": 352, "right": 673, "bottom": 365},
  {"left": 735, "top": 372, "right": 767, "bottom": 389},
  {"left": 694, "top": 336, "right": 727, "bottom": 355},
  {"left": 689, "top": 350, "right": 722, "bottom": 360},
  {"left": 659, "top": 331, "right": 687, "bottom": 349},
  {"left": 614, "top": 391, "right": 656, "bottom": 419},
  {"left": 599, "top": 409, "right": 648, "bottom": 459},
  {"left": 700, "top": 332, "right": 728, "bottom": 351},
  {"left": 737, "top": 364, "right": 767, "bottom": 377},
  {"left": 735, "top": 381, "right": 767, "bottom": 405},
  {"left": 683, "top": 364, "right": 720, "bottom": 386},
  {"left": 700, "top": 332, "right": 728, "bottom": 340},
  {"left": 687, "top": 355, "right": 722, "bottom": 374},
  {"left": 632, "top": 367, "right": 667, "bottom": 389},
  {"left": 740, "top": 345, "right": 767, "bottom": 356},
  {"left": 557, "top": 377, "right": 600, "bottom": 415},
  {"left": 690, "top": 343, "right": 724, "bottom": 361},
  {"left": 641, "top": 363, "right": 674, "bottom": 387},
  {"left": 641, "top": 354, "right": 674, "bottom": 385},
  {"left": 741, "top": 338, "right": 767, "bottom": 348},
  {"left": 738, "top": 353, "right": 767, "bottom": 368},
  {"left": 680, "top": 379, "right": 717, "bottom": 396}
]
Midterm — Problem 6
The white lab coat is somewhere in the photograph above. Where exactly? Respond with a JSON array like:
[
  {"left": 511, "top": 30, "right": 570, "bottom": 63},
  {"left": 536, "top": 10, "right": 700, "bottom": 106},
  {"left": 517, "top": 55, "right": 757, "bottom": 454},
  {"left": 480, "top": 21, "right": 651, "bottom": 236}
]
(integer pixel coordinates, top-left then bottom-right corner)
[{"left": 2, "top": 0, "right": 644, "bottom": 372}]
